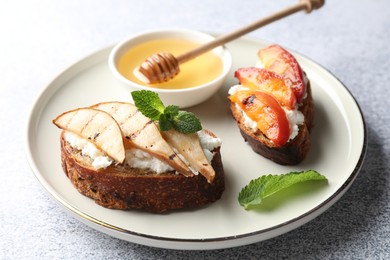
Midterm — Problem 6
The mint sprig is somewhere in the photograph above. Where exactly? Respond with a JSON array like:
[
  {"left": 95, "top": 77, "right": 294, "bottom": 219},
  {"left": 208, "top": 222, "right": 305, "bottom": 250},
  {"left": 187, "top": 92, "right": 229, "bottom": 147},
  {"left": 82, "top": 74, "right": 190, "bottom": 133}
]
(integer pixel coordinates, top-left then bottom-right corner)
[
  {"left": 131, "top": 90, "right": 202, "bottom": 134},
  {"left": 131, "top": 90, "right": 164, "bottom": 120},
  {"left": 238, "top": 170, "right": 327, "bottom": 210}
]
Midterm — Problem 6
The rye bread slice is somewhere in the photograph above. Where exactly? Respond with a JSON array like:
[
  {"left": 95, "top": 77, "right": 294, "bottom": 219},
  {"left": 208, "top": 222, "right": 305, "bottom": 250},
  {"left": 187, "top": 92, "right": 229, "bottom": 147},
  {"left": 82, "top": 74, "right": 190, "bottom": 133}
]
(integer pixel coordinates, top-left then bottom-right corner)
[{"left": 60, "top": 131, "right": 225, "bottom": 213}]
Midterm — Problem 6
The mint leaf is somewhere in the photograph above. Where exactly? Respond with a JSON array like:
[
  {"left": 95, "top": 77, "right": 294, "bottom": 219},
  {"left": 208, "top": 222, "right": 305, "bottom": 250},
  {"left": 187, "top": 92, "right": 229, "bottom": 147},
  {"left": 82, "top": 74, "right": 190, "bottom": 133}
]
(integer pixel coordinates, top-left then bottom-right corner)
[
  {"left": 164, "top": 105, "right": 180, "bottom": 120},
  {"left": 238, "top": 170, "right": 327, "bottom": 210},
  {"left": 158, "top": 113, "right": 173, "bottom": 131},
  {"left": 131, "top": 90, "right": 203, "bottom": 134},
  {"left": 173, "top": 111, "right": 202, "bottom": 134},
  {"left": 131, "top": 90, "right": 165, "bottom": 120},
  {"left": 158, "top": 105, "right": 179, "bottom": 131}
]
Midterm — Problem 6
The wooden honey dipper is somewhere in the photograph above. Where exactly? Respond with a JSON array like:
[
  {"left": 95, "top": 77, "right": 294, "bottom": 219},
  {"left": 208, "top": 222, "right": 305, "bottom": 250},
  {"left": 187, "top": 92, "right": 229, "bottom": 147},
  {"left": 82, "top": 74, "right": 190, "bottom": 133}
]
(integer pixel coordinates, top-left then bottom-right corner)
[{"left": 135, "top": 0, "right": 325, "bottom": 84}]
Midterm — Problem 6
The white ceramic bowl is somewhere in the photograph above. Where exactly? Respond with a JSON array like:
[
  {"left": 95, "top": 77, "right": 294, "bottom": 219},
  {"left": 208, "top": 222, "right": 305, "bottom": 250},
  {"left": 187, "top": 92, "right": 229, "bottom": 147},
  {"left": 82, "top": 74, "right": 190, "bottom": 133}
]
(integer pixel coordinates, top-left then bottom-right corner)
[{"left": 108, "top": 29, "right": 232, "bottom": 108}]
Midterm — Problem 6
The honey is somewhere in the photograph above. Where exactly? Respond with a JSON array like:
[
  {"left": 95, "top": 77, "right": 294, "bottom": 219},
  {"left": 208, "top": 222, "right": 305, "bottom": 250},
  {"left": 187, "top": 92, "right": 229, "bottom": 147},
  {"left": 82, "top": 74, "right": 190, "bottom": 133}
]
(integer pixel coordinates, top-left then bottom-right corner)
[{"left": 117, "top": 38, "right": 223, "bottom": 89}]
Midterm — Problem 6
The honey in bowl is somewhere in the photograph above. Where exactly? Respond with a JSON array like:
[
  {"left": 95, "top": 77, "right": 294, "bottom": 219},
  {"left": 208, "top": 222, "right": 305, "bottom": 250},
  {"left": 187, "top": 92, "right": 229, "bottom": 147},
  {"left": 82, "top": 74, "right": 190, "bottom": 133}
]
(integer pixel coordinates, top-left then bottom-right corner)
[{"left": 117, "top": 38, "right": 223, "bottom": 89}]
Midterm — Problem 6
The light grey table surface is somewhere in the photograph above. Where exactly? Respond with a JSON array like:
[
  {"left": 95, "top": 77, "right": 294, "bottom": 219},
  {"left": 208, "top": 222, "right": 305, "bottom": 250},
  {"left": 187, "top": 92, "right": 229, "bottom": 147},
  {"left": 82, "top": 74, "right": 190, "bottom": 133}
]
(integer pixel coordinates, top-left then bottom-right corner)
[{"left": 1, "top": 0, "right": 389, "bottom": 259}]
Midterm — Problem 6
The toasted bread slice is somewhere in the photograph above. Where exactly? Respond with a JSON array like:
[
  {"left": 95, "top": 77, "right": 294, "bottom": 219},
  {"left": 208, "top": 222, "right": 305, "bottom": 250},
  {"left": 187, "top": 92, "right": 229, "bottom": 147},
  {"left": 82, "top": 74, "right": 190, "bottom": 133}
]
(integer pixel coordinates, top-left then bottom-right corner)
[
  {"left": 60, "top": 130, "right": 225, "bottom": 213},
  {"left": 230, "top": 79, "right": 314, "bottom": 165}
]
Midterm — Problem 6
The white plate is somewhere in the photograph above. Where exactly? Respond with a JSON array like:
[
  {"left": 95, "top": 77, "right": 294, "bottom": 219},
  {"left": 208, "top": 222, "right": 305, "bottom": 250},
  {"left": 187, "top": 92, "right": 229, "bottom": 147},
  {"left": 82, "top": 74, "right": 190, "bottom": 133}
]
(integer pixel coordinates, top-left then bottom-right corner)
[{"left": 26, "top": 37, "right": 366, "bottom": 250}]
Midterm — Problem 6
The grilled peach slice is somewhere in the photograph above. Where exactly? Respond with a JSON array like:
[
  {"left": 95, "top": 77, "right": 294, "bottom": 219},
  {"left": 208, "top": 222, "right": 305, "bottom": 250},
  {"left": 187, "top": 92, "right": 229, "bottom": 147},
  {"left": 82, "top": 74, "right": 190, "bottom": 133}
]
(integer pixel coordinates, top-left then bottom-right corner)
[
  {"left": 258, "top": 45, "right": 305, "bottom": 102},
  {"left": 229, "top": 90, "right": 290, "bottom": 147},
  {"left": 235, "top": 67, "right": 296, "bottom": 110}
]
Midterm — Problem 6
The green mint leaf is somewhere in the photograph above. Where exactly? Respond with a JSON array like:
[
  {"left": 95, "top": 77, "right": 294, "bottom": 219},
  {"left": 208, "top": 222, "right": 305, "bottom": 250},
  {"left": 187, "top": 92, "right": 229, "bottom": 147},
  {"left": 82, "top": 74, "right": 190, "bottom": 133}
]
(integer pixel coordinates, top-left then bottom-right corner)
[
  {"left": 131, "top": 90, "right": 165, "bottom": 120},
  {"left": 164, "top": 105, "right": 180, "bottom": 120},
  {"left": 131, "top": 90, "right": 203, "bottom": 134},
  {"left": 238, "top": 170, "right": 327, "bottom": 210},
  {"left": 159, "top": 105, "right": 179, "bottom": 131},
  {"left": 172, "top": 111, "right": 202, "bottom": 134},
  {"left": 158, "top": 114, "right": 174, "bottom": 131}
]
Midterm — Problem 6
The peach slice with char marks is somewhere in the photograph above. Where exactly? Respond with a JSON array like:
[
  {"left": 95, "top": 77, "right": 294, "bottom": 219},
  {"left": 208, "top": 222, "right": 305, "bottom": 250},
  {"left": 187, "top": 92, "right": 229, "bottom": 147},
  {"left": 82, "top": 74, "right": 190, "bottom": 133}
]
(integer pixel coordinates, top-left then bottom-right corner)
[
  {"left": 235, "top": 67, "right": 296, "bottom": 110},
  {"left": 229, "top": 90, "right": 290, "bottom": 147},
  {"left": 52, "top": 108, "right": 125, "bottom": 163},
  {"left": 258, "top": 45, "right": 305, "bottom": 102}
]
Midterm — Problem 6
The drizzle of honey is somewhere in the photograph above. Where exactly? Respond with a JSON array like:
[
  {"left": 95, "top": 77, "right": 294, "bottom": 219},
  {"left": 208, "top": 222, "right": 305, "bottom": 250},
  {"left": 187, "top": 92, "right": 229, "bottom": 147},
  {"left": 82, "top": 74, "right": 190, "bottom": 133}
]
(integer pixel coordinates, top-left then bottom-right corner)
[{"left": 117, "top": 38, "right": 223, "bottom": 89}]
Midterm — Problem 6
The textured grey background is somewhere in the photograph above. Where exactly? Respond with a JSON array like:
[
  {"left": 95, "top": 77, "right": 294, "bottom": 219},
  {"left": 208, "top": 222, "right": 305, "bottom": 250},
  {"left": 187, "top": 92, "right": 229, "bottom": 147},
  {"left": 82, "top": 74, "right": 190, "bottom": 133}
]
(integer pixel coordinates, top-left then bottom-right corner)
[{"left": 1, "top": 0, "right": 389, "bottom": 259}]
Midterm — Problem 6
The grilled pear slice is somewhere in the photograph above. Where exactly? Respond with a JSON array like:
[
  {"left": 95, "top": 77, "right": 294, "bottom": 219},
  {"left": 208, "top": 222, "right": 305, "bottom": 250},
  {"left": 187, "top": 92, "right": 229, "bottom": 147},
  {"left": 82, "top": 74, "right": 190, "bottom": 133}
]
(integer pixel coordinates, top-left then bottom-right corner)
[
  {"left": 53, "top": 108, "right": 125, "bottom": 163},
  {"left": 92, "top": 102, "right": 193, "bottom": 177},
  {"left": 161, "top": 129, "right": 215, "bottom": 183}
]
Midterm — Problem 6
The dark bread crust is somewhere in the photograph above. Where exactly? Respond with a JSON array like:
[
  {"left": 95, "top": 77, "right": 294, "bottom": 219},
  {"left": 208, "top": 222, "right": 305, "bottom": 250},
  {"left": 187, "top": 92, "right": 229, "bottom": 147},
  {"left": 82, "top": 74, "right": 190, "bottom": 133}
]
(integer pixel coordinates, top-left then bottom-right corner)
[
  {"left": 60, "top": 131, "right": 225, "bottom": 213},
  {"left": 230, "top": 80, "right": 314, "bottom": 165}
]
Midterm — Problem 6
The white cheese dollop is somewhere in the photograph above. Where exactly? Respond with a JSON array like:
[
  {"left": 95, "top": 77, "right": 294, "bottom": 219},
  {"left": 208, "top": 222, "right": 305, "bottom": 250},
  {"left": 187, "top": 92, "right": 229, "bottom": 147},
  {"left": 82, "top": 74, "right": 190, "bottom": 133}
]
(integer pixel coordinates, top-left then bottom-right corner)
[
  {"left": 64, "top": 129, "right": 222, "bottom": 171},
  {"left": 64, "top": 132, "right": 113, "bottom": 169},
  {"left": 92, "top": 156, "right": 114, "bottom": 169},
  {"left": 284, "top": 108, "right": 304, "bottom": 140},
  {"left": 125, "top": 149, "right": 174, "bottom": 174},
  {"left": 197, "top": 130, "right": 222, "bottom": 152},
  {"left": 197, "top": 130, "right": 222, "bottom": 164}
]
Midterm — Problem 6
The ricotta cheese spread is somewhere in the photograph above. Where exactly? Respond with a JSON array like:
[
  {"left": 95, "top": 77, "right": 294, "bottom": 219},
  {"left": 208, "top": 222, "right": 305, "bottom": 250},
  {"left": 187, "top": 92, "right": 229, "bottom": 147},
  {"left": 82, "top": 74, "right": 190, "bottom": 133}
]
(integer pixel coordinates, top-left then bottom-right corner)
[
  {"left": 197, "top": 130, "right": 222, "bottom": 162},
  {"left": 125, "top": 149, "right": 174, "bottom": 173},
  {"left": 64, "top": 130, "right": 222, "bottom": 171},
  {"left": 64, "top": 131, "right": 113, "bottom": 169}
]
